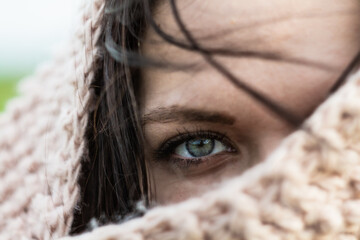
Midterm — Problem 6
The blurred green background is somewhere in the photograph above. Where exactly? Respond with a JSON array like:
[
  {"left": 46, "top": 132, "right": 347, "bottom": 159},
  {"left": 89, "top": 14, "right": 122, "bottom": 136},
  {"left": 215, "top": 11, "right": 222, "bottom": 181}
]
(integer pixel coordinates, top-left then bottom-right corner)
[
  {"left": 0, "top": 0, "right": 80, "bottom": 112},
  {"left": 0, "top": 75, "right": 22, "bottom": 112}
]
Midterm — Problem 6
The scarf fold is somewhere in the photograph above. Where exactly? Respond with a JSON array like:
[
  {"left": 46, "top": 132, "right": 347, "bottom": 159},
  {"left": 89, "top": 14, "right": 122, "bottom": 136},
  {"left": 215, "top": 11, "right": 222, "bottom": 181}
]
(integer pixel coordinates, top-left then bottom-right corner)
[{"left": 1, "top": 0, "right": 360, "bottom": 239}]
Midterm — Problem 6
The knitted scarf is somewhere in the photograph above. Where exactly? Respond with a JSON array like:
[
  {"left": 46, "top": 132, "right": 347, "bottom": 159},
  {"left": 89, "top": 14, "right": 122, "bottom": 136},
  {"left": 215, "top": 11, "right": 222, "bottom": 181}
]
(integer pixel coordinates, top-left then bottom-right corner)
[{"left": 1, "top": 0, "right": 360, "bottom": 239}]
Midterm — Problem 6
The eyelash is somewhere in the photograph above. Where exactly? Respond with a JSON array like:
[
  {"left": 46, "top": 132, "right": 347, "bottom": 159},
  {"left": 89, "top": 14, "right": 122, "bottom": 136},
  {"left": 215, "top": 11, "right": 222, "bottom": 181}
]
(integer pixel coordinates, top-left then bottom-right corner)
[{"left": 153, "top": 130, "right": 237, "bottom": 169}]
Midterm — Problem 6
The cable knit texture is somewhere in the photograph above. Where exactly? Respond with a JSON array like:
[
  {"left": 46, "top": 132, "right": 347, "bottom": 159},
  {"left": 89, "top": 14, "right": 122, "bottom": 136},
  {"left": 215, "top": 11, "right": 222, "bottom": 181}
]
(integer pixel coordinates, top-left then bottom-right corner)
[
  {"left": 1, "top": 0, "right": 360, "bottom": 239},
  {"left": 0, "top": 0, "right": 104, "bottom": 239}
]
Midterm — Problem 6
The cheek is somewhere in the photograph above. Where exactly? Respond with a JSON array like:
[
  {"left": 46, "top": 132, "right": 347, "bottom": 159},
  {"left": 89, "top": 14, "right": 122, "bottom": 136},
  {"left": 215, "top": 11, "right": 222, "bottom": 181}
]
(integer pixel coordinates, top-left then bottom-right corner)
[
  {"left": 150, "top": 161, "right": 246, "bottom": 204},
  {"left": 148, "top": 146, "right": 257, "bottom": 205},
  {"left": 153, "top": 180, "right": 197, "bottom": 204}
]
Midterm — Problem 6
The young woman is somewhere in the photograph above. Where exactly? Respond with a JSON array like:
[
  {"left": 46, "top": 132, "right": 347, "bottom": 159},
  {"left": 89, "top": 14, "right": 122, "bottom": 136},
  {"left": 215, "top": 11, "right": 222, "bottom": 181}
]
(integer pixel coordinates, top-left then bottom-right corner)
[{"left": 70, "top": 0, "right": 360, "bottom": 233}]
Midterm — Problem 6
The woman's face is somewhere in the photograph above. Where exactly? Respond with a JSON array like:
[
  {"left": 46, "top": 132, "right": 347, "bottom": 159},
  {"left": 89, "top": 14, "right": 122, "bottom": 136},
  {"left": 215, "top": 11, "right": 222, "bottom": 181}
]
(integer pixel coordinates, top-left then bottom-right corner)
[{"left": 139, "top": 0, "right": 360, "bottom": 204}]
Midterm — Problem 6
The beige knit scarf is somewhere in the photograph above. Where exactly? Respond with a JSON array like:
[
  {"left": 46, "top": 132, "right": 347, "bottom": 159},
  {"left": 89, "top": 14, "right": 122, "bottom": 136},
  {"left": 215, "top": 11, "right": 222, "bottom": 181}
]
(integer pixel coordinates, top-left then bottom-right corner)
[{"left": 1, "top": 0, "right": 360, "bottom": 239}]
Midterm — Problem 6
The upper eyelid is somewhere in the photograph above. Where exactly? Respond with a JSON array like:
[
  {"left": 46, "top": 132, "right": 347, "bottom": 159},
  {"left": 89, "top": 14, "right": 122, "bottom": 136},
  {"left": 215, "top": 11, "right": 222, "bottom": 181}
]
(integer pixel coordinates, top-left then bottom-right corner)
[{"left": 159, "top": 131, "right": 226, "bottom": 151}]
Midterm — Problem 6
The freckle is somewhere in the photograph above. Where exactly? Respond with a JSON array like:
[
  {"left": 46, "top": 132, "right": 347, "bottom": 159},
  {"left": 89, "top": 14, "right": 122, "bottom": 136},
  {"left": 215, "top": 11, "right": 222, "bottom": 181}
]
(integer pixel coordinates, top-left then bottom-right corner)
[{"left": 230, "top": 18, "right": 237, "bottom": 25}]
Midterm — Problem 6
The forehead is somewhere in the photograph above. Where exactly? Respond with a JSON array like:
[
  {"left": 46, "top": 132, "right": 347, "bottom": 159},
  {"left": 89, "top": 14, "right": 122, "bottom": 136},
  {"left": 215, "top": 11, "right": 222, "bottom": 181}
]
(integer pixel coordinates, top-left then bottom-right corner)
[
  {"left": 140, "top": 0, "right": 360, "bottom": 117},
  {"left": 148, "top": 0, "right": 359, "bottom": 58}
]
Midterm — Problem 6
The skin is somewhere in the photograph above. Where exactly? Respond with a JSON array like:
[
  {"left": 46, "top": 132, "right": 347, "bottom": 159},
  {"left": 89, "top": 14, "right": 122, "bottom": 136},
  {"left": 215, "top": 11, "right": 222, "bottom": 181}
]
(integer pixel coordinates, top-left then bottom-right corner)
[{"left": 139, "top": 0, "right": 360, "bottom": 204}]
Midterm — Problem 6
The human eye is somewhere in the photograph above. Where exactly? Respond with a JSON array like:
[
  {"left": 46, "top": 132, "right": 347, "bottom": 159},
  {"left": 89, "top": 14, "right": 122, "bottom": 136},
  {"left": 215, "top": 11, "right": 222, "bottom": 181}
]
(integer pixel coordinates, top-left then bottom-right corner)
[
  {"left": 154, "top": 130, "right": 237, "bottom": 172},
  {"left": 174, "top": 138, "right": 228, "bottom": 158}
]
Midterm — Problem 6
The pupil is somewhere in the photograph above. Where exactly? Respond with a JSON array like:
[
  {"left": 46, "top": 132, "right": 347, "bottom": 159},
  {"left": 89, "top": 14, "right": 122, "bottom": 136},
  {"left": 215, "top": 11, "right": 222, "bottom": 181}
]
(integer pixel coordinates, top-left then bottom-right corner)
[{"left": 186, "top": 138, "right": 215, "bottom": 157}]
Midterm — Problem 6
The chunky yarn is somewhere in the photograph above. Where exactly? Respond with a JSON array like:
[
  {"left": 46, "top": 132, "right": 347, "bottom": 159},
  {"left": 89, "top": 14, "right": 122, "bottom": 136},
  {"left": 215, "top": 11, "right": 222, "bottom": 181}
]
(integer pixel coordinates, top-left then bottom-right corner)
[
  {"left": 1, "top": 0, "right": 360, "bottom": 239},
  {"left": 0, "top": 0, "right": 104, "bottom": 239}
]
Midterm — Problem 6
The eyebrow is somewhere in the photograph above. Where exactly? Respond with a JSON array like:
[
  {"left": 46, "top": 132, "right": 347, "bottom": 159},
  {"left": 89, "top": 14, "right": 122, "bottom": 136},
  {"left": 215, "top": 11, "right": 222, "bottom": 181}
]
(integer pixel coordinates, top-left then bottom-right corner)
[{"left": 142, "top": 106, "right": 236, "bottom": 125}]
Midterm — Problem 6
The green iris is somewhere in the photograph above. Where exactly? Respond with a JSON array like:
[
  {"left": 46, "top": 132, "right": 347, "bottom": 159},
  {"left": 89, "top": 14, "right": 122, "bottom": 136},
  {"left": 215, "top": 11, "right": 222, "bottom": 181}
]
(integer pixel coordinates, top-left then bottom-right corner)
[{"left": 186, "top": 138, "right": 215, "bottom": 157}]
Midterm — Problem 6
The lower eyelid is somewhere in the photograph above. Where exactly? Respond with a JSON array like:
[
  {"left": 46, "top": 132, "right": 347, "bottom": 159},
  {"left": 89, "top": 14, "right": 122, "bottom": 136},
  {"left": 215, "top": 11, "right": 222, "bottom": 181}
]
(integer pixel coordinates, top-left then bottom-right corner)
[{"left": 169, "top": 151, "right": 239, "bottom": 173}]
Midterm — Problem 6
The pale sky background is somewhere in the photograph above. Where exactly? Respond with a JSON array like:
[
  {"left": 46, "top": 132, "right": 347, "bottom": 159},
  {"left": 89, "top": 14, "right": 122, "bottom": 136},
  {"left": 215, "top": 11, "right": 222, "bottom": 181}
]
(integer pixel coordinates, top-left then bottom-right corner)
[{"left": 0, "top": 0, "right": 82, "bottom": 75}]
